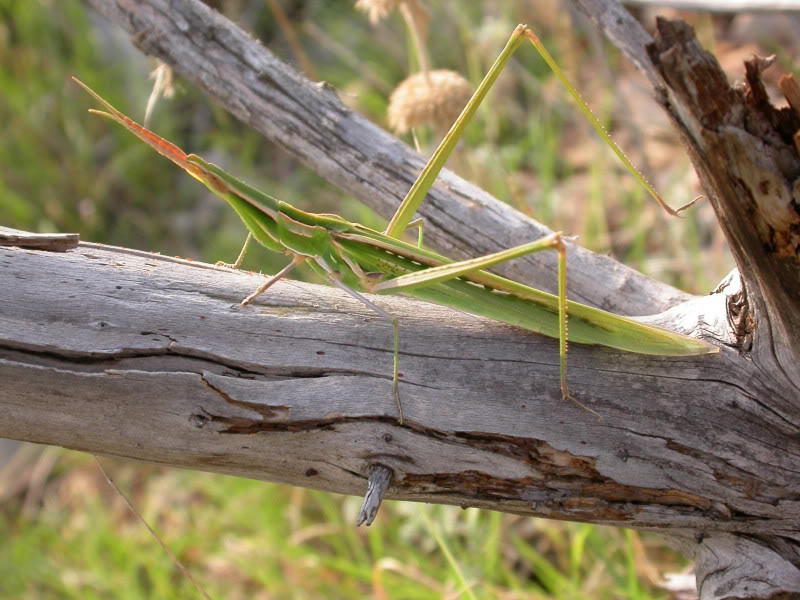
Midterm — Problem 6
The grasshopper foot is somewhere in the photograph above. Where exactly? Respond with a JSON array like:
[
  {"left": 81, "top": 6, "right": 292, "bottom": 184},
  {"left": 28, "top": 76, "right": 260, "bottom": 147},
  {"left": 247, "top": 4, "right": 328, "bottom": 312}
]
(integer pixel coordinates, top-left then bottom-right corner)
[
  {"left": 562, "top": 389, "right": 603, "bottom": 422},
  {"left": 216, "top": 259, "right": 242, "bottom": 270},
  {"left": 393, "top": 380, "right": 404, "bottom": 425}
]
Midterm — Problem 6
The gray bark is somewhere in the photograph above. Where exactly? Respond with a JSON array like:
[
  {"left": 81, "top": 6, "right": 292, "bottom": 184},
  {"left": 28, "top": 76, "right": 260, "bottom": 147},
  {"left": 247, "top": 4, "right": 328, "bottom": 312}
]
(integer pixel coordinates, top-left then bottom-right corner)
[
  {"left": 0, "top": 231, "right": 773, "bottom": 529},
  {"left": 3, "top": 0, "right": 798, "bottom": 596}
]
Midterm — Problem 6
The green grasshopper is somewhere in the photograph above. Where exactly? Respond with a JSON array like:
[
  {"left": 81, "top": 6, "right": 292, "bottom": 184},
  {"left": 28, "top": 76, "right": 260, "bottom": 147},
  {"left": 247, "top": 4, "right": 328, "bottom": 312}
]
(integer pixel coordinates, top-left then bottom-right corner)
[{"left": 73, "top": 25, "right": 716, "bottom": 424}]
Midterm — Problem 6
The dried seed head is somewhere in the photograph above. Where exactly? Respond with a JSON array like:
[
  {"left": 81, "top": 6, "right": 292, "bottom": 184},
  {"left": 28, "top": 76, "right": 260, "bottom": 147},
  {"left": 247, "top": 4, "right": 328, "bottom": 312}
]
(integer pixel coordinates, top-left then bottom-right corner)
[
  {"left": 387, "top": 70, "right": 473, "bottom": 134},
  {"left": 148, "top": 62, "right": 175, "bottom": 99},
  {"left": 355, "top": 0, "right": 429, "bottom": 29},
  {"left": 144, "top": 62, "right": 175, "bottom": 128},
  {"left": 354, "top": 0, "right": 402, "bottom": 24}
]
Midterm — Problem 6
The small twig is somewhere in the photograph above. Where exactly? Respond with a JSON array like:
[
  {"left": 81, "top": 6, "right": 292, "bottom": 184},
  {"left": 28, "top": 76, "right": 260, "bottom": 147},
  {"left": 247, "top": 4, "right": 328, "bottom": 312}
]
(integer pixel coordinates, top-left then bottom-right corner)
[
  {"left": 0, "top": 228, "right": 79, "bottom": 252},
  {"left": 356, "top": 464, "right": 393, "bottom": 526}
]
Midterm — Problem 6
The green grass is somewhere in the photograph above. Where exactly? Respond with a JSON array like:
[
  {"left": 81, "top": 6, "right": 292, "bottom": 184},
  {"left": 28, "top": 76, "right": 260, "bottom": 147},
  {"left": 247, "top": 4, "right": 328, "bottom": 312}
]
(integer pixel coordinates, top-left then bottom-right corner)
[
  {"left": 0, "top": 0, "right": 724, "bottom": 597},
  {"left": 0, "top": 449, "right": 689, "bottom": 599}
]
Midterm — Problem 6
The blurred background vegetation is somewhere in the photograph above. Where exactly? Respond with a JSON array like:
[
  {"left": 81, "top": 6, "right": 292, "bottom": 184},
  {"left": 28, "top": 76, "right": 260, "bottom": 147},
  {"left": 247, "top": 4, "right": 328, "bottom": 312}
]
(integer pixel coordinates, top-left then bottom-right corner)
[{"left": 2, "top": 0, "right": 793, "bottom": 597}]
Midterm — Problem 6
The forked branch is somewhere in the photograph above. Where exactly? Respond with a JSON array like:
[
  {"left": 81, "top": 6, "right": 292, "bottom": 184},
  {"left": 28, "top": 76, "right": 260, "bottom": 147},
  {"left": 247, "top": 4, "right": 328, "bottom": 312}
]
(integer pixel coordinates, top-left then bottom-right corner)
[{"left": 572, "top": 2, "right": 800, "bottom": 597}]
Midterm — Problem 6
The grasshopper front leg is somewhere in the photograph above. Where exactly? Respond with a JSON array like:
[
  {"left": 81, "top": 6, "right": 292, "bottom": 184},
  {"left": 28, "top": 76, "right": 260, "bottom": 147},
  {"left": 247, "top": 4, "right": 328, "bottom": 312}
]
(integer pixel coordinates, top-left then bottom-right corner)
[
  {"left": 240, "top": 254, "right": 306, "bottom": 306},
  {"left": 216, "top": 232, "right": 253, "bottom": 270}
]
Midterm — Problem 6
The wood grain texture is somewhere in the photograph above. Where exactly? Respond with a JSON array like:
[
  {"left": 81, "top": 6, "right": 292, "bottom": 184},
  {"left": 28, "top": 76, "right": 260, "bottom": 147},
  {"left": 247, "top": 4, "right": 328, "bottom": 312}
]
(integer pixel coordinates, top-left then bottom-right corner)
[
  {"left": 1, "top": 239, "right": 798, "bottom": 598},
  {"left": 80, "top": 0, "right": 693, "bottom": 317}
]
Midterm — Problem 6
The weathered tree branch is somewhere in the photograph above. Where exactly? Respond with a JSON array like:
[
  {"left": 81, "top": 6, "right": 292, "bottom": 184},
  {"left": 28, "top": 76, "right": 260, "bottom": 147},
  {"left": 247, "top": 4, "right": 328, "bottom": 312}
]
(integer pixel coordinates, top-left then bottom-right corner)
[
  {"left": 0, "top": 235, "right": 776, "bottom": 511},
  {"left": 0, "top": 229, "right": 797, "bottom": 598}
]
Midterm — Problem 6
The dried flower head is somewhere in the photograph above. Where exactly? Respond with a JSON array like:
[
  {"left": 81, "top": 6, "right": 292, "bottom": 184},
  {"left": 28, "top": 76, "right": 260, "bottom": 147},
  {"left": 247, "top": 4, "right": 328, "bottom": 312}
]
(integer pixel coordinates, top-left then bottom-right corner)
[
  {"left": 144, "top": 62, "right": 175, "bottom": 128},
  {"left": 387, "top": 70, "right": 473, "bottom": 134},
  {"left": 354, "top": 0, "right": 402, "bottom": 24}
]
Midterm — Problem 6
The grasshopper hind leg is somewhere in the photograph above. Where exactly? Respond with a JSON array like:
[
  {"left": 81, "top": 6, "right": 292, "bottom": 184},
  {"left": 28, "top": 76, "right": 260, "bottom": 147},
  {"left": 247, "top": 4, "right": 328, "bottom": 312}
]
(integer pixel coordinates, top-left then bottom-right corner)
[{"left": 325, "top": 275, "right": 404, "bottom": 425}]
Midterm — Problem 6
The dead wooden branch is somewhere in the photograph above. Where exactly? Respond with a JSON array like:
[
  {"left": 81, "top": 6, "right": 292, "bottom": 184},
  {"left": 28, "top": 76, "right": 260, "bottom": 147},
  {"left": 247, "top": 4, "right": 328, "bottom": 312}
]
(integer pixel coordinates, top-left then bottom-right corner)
[{"left": 0, "top": 234, "right": 796, "bottom": 600}]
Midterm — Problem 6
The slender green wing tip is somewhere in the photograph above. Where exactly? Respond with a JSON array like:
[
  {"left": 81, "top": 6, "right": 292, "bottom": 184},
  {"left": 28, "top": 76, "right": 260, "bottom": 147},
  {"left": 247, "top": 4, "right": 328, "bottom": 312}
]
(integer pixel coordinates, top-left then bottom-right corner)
[
  {"left": 680, "top": 338, "right": 719, "bottom": 355},
  {"left": 650, "top": 331, "right": 719, "bottom": 356}
]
